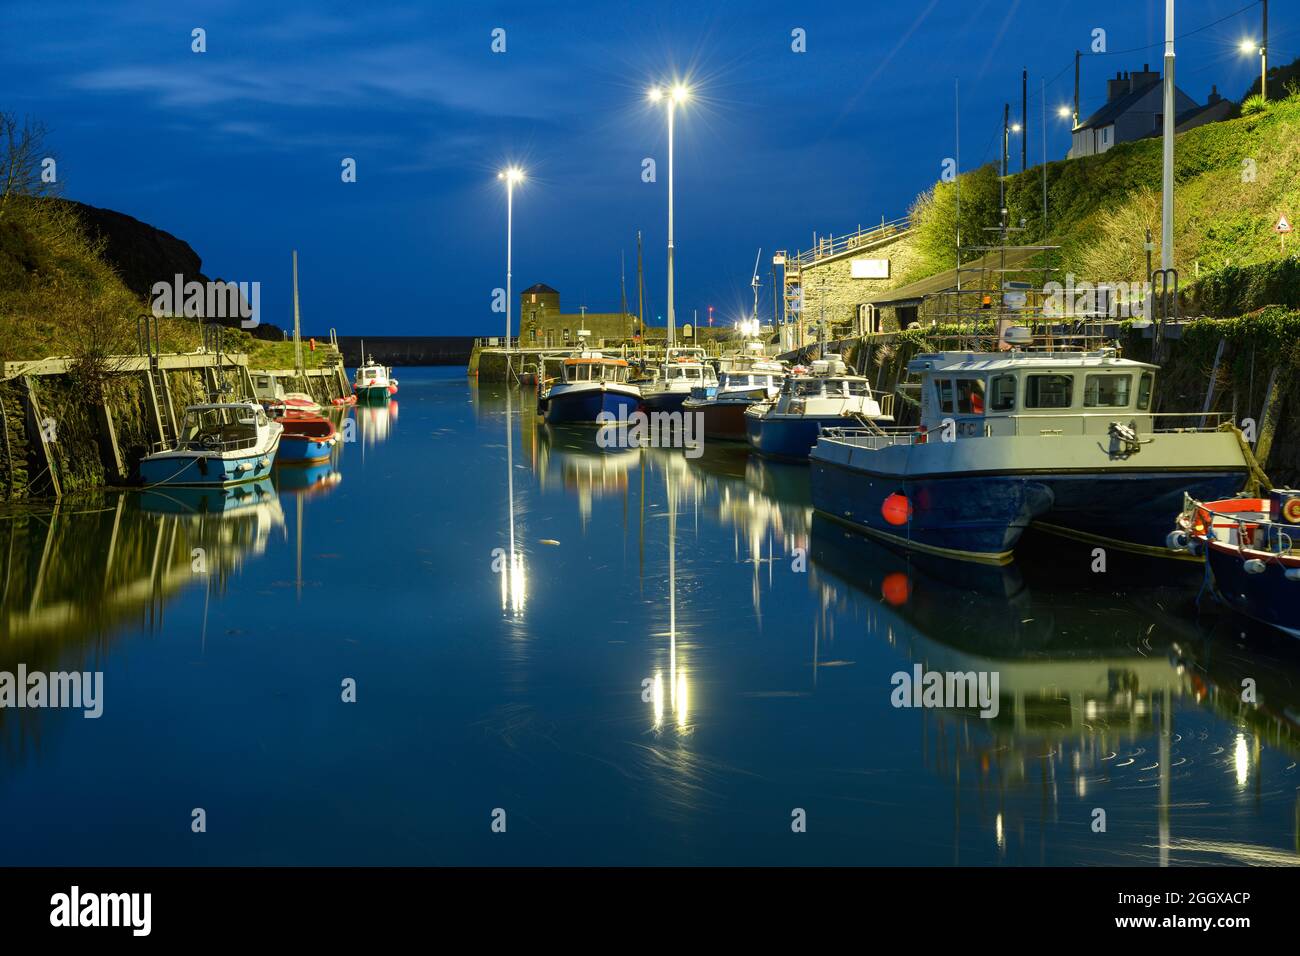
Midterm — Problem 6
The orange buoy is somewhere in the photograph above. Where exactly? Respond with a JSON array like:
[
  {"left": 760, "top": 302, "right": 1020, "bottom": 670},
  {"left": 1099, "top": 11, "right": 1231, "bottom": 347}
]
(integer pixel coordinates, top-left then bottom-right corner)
[
  {"left": 881, "top": 493, "right": 911, "bottom": 527},
  {"left": 881, "top": 571, "right": 910, "bottom": 606}
]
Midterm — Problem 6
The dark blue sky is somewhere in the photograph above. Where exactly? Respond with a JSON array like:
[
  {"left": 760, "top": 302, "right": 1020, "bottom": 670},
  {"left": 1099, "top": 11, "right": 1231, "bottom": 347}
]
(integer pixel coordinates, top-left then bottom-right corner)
[{"left": 3, "top": 1, "right": 1291, "bottom": 336}]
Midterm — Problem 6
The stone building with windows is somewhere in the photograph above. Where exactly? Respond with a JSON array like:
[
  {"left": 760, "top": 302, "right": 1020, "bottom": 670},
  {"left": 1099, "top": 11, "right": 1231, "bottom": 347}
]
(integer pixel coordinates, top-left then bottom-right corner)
[{"left": 518, "top": 283, "right": 641, "bottom": 348}]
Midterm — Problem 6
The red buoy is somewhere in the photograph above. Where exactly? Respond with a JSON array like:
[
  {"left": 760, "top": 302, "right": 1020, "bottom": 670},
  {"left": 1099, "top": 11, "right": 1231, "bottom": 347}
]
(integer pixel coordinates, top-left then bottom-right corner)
[{"left": 881, "top": 493, "right": 911, "bottom": 526}]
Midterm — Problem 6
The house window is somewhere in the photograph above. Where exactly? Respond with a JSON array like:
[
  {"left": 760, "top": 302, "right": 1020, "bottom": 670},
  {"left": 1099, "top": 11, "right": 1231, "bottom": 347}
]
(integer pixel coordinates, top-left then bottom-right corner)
[
  {"left": 529, "top": 328, "right": 537, "bottom": 342},
  {"left": 563, "top": 328, "right": 571, "bottom": 342}
]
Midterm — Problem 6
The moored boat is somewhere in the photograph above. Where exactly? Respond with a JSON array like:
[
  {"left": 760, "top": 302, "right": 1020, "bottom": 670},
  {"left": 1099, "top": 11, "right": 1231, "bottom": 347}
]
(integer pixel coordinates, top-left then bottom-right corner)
[
  {"left": 810, "top": 343, "right": 1254, "bottom": 564},
  {"left": 275, "top": 412, "right": 338, "bottom": 464},
  {"left": 746, "top": 371, "right": 893, "bottom": 460},
  {"left": 353, "top": 357, "right": 395, "bottom": 403},
  {"left": 1168, "top": 489, "right": 1300, "bottom": 638},
  {"left": 641, "top": 354, "right": 719, "bottom": 413},
  {"left": 537, "top": 353, "right": 640, "bottom": 425},
  {"left": 681, "top": 360, "right": 785, "bottom": 441},
  {"left": 138, "top": 402, "right": 283, "bottom": 488}
]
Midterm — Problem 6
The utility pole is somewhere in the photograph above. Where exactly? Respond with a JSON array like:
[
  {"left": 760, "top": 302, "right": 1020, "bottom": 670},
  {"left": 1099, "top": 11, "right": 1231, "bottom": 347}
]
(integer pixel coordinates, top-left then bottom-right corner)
[
  {"left": 1161, "top": 0, "right": 1175, "bottom": 272},
  {"left": 1041, "top": 77, "right": 1048, "bottom": 238},
  {"left": 1002, "top": 103, "right": 1010, "bottom": 177},
  {"left": 1021, "top": 68, "right": 1028, "bottom": 173},
  {"left": 1073, "top": 50, "right": 1081, "bottom": 128},
  {"left": 1263, "top": 0, "right": 1269, "bottom": 99}
]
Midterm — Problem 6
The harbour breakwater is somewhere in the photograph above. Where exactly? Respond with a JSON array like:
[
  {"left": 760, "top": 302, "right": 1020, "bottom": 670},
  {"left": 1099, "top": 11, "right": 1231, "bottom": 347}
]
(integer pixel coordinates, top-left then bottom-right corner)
[{"left": 333, "top": 336, "right": 474, "bottom": 367}]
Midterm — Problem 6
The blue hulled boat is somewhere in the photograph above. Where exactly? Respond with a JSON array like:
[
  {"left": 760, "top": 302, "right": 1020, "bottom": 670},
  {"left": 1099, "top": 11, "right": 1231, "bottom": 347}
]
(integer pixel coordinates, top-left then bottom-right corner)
[
  {"left": 275, "top": 413, "right": 338, "bottom": 464},
  {"left": 138, "top": 402, "right": 283, "bottom": 488},
  {"left": 1169, "top": 490, "right": 1300, "bottom": 638},
  {"left": 537, "top": 353, "right": 641, "bottom": 425},
  {"left": 746, "top": 368, "right": 893, "bottom": 460},
  {"left": 810, "top": 344, "right": 1252, "bottom": 564}
]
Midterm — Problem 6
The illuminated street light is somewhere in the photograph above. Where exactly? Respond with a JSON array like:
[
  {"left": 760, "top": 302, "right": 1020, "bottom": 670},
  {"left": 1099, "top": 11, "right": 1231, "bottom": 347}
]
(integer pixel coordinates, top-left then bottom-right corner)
[
  {"left": 497, "top": 167, "right": 525, "bottom": 358},
  {"left": 648, "top": 81, "right": 692, "bottom": 347}
]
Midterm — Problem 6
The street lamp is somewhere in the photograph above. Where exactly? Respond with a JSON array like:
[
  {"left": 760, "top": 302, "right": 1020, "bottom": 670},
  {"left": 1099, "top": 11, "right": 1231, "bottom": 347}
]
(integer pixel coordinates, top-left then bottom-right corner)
[
  {"left": 497, "top": 166, "right": 524, "bottom": 361},
  {"left": 648, "top": 82, "right": 690, "bottom": 349},
  {"left": 1240, "top": 38, "right": 1267, "bottom": 99}
]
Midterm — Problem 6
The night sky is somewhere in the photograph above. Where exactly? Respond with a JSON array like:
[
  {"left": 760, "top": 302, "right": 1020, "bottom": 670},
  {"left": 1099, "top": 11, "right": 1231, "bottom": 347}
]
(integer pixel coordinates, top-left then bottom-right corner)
[{"left": 3, "top": 1, "right": 1291, "bottom": 336}]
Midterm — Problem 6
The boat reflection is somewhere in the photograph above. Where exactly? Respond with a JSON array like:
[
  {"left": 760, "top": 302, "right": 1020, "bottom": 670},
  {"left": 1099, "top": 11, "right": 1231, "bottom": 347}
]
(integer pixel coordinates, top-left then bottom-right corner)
[{"left": 809, "top": 514, "right": 1300, "bottom": 864}]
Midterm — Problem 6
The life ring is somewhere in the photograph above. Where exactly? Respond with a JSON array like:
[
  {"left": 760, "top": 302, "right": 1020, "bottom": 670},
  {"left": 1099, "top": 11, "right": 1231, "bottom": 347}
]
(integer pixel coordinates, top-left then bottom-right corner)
[{"left": 1283, "top": 497, "right": 1300, "bottom": 524}]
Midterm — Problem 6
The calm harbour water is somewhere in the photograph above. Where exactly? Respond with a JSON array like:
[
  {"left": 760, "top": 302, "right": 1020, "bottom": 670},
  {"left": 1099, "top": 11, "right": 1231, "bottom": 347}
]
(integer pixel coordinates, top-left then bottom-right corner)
[{"left": 2, "top": 365, "right": 1299, "bottom": 866}]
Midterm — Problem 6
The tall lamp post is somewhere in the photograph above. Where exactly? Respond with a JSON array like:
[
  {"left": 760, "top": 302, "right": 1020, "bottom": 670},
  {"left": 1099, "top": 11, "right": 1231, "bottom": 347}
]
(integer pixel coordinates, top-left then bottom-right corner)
[
  {"left": 649, "top": 83, "right": 690, "bottom": 350},
  {"left": 1240, "top": 0, "right": 1268, "bottom": 102},
  {"left": 498, "top": 166, "right": 524, "bottom": 368}
]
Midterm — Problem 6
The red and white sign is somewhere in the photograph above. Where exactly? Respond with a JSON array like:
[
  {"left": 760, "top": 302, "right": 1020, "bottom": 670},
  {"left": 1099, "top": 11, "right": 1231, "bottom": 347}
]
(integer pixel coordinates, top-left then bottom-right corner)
[{"left": 1276, "top": 215, "right": 1292, "bottom": 234}]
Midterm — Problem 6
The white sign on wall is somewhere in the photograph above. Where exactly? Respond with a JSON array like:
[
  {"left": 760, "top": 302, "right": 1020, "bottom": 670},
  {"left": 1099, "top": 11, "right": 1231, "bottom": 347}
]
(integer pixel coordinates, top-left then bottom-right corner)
[{"left": 850, "top": 258, "right": 890, "bottom": 279}]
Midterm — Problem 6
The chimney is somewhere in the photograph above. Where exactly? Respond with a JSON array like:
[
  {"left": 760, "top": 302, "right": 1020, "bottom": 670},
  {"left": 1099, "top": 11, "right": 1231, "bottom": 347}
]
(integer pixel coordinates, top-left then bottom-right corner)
[
  {"left": 1208, "top": 84, "right": 1221, "bottom": 104},
  {"left": 1107, "top": 71, "right": 1128, "bottom": 102}
]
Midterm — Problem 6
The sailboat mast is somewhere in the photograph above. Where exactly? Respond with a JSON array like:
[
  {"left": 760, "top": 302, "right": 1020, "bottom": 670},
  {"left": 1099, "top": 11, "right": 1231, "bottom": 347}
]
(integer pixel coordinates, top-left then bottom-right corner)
[
  {"left": 620, "top": 250, "right": 629, "bottom": 347},
  {"left": 292, "top": 249, "right": 303, "bottom": 377},
  {"left": 636, "top": 231, "right": 645, "bottom": 366}
]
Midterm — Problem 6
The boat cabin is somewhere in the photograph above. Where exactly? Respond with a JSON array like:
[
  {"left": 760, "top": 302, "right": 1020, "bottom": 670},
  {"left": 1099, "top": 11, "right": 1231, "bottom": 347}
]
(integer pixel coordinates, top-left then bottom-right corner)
[
  {"left": 178, "top": 403, "right": 269, "bottom": 451},
  {"left": 561, "top": 357, "right": 631, "bottom": 384},
  {"left": 356, "top": 365, "right": 387, "bottom": 383},
  {"left": 910, "top": 349, "right": 1158, "bottom": 438},
  {"left": 661, "top": 361, "right": 718, "bottom": 385},
  {"left": 252, "top": 373, "right": 286, "bottom": 403}
]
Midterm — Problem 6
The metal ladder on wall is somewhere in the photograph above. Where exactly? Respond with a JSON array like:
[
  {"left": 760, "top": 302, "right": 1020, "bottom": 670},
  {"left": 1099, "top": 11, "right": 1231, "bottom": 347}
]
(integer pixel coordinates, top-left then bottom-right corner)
[{"left": 137, "top": 313, "right": 177, "bottom": 446}]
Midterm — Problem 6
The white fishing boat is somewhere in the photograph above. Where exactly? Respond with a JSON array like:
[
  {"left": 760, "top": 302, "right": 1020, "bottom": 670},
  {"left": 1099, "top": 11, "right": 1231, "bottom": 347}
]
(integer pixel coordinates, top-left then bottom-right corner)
[
  {"left": 353, "top": 356, "right": 395, "bottom": 403},
  {"left": 641, "top": 354, "right": 719, "bottom": 413},
  {"left": 138, "top": 402, "right": 283, "bottom": 487},
  {"left": 681, "top": 359, "right": 786, "bottom": 441},
  {"left": 746, "top": 369, "right": 893, "bottom": 460},
  {"left": 536, "top": 351, "right": 641, "bottom": 424},
  {"left": 810, "top": 340, "right": 1254, "bottom": 563}
]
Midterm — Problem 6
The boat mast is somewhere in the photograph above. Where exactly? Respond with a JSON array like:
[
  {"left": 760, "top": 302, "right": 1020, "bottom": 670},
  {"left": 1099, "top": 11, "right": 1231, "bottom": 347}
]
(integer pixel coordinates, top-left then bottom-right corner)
[
  {"left": 636, "top": 230, "right": 645, "bottom": 366},
  {"left": 292, "top": 249, "right": 303, "bottom": 378}
]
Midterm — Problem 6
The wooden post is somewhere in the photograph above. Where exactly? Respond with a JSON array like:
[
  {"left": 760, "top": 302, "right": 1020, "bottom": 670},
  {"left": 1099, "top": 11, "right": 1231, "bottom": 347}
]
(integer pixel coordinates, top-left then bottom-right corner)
[
  {"left": 1255, "top": 365, "right": 1283, "bottom": 468},
  {"left": 95, "top": 399, "right": 127, "bottom": 482},
  {"left": 22, "top": 375, "right": 61, "bottom": 498},
  {"left": 1198, "top": 337, "right": 1226, "bottom": 428}
]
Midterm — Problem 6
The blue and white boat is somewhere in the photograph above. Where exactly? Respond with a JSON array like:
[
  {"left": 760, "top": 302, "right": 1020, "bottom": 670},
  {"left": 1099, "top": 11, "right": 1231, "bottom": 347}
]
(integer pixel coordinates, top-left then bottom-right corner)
[
  {"left": 537, "top": 353, "right": 641, "bottom": 425},
  {"left": 810, "top": 343, "right": 1253, "bottom": 564},
  {"left": 138, "top": 402, "right": 283, "bottom": 487},
  {"left": 641, "top": 350, "right": 718, "bottom": 414},
  {"left": 746, "top": 368, "right": 893, "bottom": 460}
]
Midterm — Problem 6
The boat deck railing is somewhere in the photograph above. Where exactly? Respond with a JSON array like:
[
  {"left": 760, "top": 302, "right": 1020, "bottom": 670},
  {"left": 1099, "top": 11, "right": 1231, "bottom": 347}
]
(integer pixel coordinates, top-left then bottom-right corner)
[
  {"left": 151, "top": 434, "right": 263, "bottom": 455},
  {"left": 820, "top": 412, "right": 1233, "bottom": 448}
]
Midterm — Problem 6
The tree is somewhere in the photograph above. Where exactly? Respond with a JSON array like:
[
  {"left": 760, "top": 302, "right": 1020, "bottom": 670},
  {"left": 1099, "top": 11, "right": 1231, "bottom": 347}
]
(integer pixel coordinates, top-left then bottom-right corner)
[{"left": 0, "top": 111, "right": 59, "bottom": 216}]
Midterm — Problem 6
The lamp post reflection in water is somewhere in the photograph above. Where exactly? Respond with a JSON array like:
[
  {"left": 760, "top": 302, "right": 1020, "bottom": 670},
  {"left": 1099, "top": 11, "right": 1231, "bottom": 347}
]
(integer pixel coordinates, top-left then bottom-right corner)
[
  {"left": 500, "top": 384, "right": 526, "bottom": 616},
  {"left": 651, "top": 458, "right": 688, "bottom": 731}
]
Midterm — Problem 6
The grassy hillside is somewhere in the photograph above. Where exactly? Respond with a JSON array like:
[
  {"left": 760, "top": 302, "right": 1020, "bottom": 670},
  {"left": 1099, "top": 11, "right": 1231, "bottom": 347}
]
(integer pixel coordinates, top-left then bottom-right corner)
[
  {"left": 0, "top": 195, "right": 323, "bottom": 371},
  {"left": 904, "top": 90, "right": 1300, "bottom": 294}
]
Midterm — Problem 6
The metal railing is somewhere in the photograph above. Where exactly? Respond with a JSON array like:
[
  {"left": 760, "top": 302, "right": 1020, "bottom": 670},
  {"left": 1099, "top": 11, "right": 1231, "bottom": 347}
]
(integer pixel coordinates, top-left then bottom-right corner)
[
  {"left": 150, "top": 433, "right": 262, "bottom": 455},
  {"left": 790, "top": 216, "right": 912, "bottom": 268}
]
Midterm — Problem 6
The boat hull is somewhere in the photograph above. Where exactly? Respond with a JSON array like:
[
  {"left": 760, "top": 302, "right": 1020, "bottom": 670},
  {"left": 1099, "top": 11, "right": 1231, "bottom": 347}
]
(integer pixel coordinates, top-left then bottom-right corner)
[
  {"left": 541, "top": 385, "right": 640, "bottom": 425},
  {"left": 747, "top": 413, "right": 858, "bottom": 460},
  {"left": 642, "top": 390, "right": 691, "bottom": 414},
  {"left": 277, "top": 435, "right": 334, "bottom": 464},
  {"left": 685, "top": 400, "right": 754, "bottom": 442},
  {"left": 1206, "top": 543, "right": 1300, "bottom": 638},
  {"left": 811, "top": 460, "right": 1246, "bottom": 564},
  {"left": 139, "top": 439, "right": 280, "bottom": 488},
  {"left": 355, "top": 385, "right": 391, "bottom": 403}
]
